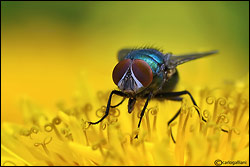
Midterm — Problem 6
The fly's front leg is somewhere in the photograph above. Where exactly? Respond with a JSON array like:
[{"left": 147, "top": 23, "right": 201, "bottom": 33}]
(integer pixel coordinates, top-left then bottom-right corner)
[
  {"left": 110, "top": 97, "right": 126, "bottom": 108},
  {"left": 89, "top": 90, "right": 127, "bottom": 125},
  {"left": 135, "top": 93, "right": 153, "bottom": 138}
]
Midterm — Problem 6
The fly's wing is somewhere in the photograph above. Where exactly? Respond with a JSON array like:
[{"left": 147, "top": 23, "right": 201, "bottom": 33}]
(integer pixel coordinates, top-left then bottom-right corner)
[
  {"left": 168, "top": 50, "right": 218, "bottom": 68},
  {"left": 117, "top": 48, "right": 133, "bottom": 62}
]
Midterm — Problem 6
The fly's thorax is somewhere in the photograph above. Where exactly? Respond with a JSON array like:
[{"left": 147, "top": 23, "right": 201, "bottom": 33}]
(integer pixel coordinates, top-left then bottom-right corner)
[{"left": 125, "top": 49, "right": 165, "bottom": 74}]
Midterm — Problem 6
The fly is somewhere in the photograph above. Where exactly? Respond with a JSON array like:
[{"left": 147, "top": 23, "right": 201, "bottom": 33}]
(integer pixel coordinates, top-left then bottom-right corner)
[{"left": 89, "top": 47, "right": 220, "bottom": 140}]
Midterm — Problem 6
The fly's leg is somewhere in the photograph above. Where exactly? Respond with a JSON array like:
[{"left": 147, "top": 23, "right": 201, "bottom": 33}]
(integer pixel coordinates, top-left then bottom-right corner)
[
  {"left": 167, "top": 106, "right": 229, "bottom": 144},
  {"left": 155, "top": 90, "right": 229, "bottom": 143},
  {"left": 155, "top": 90, "right": 205, "bottom": 143},
  {"left": 165, "top": 96, "right": 183, "bottom": 102},
  {"left": 155, "top": 90, "right": 207, "bottom": 122},
  {"left": 168, "top": 108, "right": 181, "bottom": 143},
  {"left": 135, "top": 93, "right": 153, "bottom": 138},
  {"left": 165, "top": 97, "right": 183, "bottom": 143},
  {"left": 89, "top": 90, "right": 127, "bottom": 125},
  {"left": 110, "top": 97, "right": 126, "bottom": 108}
]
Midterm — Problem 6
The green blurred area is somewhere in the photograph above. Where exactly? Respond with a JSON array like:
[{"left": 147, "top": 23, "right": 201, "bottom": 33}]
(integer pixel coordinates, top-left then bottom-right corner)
[
  {"left": 1, "top": 1, "right": 249, "bottom": 123},
  {"left": 2, "top": 1, "right": 249, "bottom": 72}
]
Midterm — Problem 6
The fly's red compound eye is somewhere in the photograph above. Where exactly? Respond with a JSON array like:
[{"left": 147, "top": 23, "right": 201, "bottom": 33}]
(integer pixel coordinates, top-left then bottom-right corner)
[
  {"left": 112, "top": 59, "right": 132, "bottom": 85},
  {"left": 132, "top": 59, "right": 153, "bottom": 87}
]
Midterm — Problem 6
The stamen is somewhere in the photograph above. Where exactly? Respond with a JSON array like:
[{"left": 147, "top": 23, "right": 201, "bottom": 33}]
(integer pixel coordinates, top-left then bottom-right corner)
[
  {"left": 175, "top": 101, "right": 188, "bottom": 165},
  {"left": 81, "top": 119, "right": 90, "bottom": 130},
  {"left": 237, "top": 99, "right": 249, "bottom": 125},
  {"left": 206, "top": 96, "right": 228, "bottom": 126},
  {"left": 101, "top": 122, "right": 107, "bottom": 130},
  {"left": 44, "top": 117, "right": 62, "bottom": 140},
  {"left": 92, "top": 139, "right": 107, "bottom": 156},
  {"left": 34, "top": 137, "right": 52, "bottom": 155},
  {"left": 109, "top": 108, "right": 120, "bottom": 117},
  {"left": 61, "top": 128, "right": 73, "bottom": 141},
  {"left": 206, "top": 96, "right": 215, "bottom": 105},
  {"left": 202, "top": 110, "right": 210, "bottom": 120},
  {"left": 56, "top": 153, "right": 67, "bottom": 163},
  {"left": 121, "top": 133, "right": 132, "bottom": 152},
  {"left": 82, "top": 103, "right": 93, "bottom": 120},
  {"left": 81, "top": 119, "right": 90, "bottom": 145},
  {"left": 232, "top": 94, "right": 242, "bottom": 126},
  {"left": 20, "top": 126, "right": 39, "bottom": 139},
  {"left": 149, "top": 106, "right": 158, "bottom": 132},
  {"left": 97, "top": 91, "right": 107, "bottom": 104},
  {"left": 216, "top": 114, "right": 229, "bottom": 124},
  {"left": 232, "top": 128, "right": 240, "bottom": 135},
  {"left": 96, "top": 106, "right": 106, "bottom": 118},
  {"left": 145, "top": 109, "right": 151, "bottom": 137}
]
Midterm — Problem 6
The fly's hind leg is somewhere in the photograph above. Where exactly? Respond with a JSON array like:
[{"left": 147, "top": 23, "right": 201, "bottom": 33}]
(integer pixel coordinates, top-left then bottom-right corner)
[
  {"left": 155, "top": 90, "right": 206, "bottom": 122},
  {"left": 166, "top": 96, "right": 183, "bottom": 144},
  {"left": 156, "top": 92, "right": 200, "bottom": 143},
  {"left": 155, "top": 90, "right": 228, "bottom": 143},
  {"left": 155, "top": 91, "right": 204, "bottom": 143},
  {"left": 168, "top": 108, "right": 181, "bottom": 143}
]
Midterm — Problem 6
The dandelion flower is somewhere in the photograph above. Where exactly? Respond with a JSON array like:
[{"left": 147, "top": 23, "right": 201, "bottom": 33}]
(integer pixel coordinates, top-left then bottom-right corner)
[{"left": 1, "top": 75, "right": 249, "bottom": 166}]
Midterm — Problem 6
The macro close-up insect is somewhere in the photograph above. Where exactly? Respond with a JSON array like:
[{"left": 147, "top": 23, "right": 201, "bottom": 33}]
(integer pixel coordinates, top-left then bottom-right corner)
[
  {"left": 89, "top": 47, "right": 218, "bottom": 139},
  {"left": 2, "top": 2, "right": 248, "bottom": 166}
]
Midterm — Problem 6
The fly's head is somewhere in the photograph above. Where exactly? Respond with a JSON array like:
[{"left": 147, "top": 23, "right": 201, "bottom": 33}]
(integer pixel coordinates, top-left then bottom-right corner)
[{"left": 112, "top": 59, "right": 153, "bottom": 96}]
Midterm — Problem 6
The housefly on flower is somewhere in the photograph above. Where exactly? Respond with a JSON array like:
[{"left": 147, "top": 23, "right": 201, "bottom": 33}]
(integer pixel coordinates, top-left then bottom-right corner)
[{"left": 89, "top": 47, "right": 218, "bottom": 140}]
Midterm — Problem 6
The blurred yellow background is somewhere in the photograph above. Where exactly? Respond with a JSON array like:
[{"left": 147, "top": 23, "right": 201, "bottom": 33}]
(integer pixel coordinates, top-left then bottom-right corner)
[{"left": 1, "top": 1, "right": 249, "bottom": 124}]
